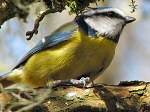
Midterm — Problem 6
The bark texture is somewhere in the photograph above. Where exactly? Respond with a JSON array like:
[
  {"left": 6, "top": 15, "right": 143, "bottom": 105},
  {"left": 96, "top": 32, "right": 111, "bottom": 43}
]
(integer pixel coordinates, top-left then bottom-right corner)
[{"left": 0, "top": 81, "right": 150, "bottom": 112}]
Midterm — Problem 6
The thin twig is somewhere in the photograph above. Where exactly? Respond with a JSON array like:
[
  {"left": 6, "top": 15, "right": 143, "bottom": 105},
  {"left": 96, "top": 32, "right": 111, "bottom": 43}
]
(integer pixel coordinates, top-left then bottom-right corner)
[
  {"left": 26, "top": 9, "right": 54, "bottom": 40},
  {"left": 16, "top": 90, "right": 51, "bottom": 112}
]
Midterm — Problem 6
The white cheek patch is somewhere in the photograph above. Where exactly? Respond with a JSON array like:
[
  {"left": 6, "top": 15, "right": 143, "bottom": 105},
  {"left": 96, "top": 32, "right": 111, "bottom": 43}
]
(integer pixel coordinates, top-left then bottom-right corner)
[{"left": 85, "top": 16, "right": 125, "bottom": 38}]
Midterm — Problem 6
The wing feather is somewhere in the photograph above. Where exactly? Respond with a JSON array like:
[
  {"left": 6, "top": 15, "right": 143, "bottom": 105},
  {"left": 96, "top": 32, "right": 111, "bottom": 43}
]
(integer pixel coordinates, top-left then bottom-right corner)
[{"left": 13, "top": 22, "right": 77, "bottom": 70}]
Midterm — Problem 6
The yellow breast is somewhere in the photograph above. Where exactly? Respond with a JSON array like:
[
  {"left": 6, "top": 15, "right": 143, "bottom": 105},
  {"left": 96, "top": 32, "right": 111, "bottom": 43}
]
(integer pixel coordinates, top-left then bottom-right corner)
[{"left": 9, "top": 29, "right": 117, "bottom": 87}]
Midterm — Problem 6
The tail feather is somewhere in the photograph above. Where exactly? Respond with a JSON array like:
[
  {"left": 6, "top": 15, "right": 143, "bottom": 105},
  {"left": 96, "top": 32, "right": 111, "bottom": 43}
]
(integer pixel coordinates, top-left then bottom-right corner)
[{"left": 0, "top": 72, "right": 15, "bottom": 87}]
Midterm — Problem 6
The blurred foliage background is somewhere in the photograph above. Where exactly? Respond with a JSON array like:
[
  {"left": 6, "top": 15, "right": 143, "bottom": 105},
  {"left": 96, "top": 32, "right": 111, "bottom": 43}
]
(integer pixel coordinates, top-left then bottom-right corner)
[{"left": 0, "top": 0, "right": 150, "bottom": 84}]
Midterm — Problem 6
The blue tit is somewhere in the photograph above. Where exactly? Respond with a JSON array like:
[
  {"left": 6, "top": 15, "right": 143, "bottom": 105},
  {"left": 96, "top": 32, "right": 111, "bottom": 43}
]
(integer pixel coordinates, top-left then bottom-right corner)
[{"left": 0, "top": 7, "right": 135, "bottom": 88}]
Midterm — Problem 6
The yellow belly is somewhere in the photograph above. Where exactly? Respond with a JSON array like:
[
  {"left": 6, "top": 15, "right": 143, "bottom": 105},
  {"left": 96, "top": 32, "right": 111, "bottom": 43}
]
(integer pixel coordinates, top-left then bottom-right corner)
[{"left": 9, "top": 30, "right": 117, "bottom": 87}]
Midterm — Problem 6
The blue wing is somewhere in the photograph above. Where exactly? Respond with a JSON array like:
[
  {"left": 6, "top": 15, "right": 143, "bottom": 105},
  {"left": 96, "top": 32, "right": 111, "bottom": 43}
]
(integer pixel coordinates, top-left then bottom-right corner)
[{"left": 13, "top": 22, "right": 77, "bottom": 69}]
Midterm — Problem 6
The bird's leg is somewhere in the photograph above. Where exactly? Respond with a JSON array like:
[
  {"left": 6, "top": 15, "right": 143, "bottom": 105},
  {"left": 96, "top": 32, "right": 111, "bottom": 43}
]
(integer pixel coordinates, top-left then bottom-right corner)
[
  {"left": 91, "top": 80, "right": 95, "bottom": 87},
  {"left": 46, "top": 77, "right": 90, "bottom": 88}
]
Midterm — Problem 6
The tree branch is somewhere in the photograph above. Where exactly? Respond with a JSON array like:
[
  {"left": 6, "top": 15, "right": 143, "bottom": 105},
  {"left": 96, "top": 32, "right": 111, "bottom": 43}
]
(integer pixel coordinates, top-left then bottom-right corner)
[
  {"left": 0, "top": 0, "right": 28, "bottom": 27},
  {"left": 0, "top": 81, "right": 150, "bottom": 112}
]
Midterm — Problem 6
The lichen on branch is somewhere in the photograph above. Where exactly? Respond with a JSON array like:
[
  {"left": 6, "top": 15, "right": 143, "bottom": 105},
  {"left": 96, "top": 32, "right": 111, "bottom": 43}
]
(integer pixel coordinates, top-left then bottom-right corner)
[{"left": 44, "top": 0, "right": 103, "bottom": 14}]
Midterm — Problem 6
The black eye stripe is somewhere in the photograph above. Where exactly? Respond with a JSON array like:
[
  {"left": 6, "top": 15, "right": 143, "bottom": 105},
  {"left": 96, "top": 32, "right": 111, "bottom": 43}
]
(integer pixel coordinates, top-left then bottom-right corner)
[{"left": 89, "top": 11, "right": 124, "bottom": 19}]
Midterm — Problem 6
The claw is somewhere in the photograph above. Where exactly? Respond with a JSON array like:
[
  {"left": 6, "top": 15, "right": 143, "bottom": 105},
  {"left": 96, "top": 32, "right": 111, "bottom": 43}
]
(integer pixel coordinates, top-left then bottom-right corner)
[
  {"left": 47, "top": 77, "right": 90, "bottom": 88},
  {"left": 70, "top": 77, "right": 90, "bottom": 87}
]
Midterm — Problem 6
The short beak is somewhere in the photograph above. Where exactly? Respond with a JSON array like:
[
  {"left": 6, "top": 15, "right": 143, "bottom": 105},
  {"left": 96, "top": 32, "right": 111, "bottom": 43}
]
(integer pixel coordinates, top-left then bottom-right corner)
[{"left": 125, "top": 16, "right": 136, "bottom": 24}]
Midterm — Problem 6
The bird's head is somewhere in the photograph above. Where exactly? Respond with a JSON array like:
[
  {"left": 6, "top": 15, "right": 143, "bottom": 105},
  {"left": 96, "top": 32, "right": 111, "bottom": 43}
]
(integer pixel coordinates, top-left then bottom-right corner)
[{"left": 75, "top": 7, "right": 136, "bottom": 42}]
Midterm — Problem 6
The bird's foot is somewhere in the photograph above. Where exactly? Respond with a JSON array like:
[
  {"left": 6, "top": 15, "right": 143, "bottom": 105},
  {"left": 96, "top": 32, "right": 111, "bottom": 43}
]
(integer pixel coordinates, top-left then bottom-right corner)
[
  {"left": 47, "top": 77, "right": 90, "bottom": 88},
  {"left": 70, "top": 77, "right": 90, "bottom": 87}
]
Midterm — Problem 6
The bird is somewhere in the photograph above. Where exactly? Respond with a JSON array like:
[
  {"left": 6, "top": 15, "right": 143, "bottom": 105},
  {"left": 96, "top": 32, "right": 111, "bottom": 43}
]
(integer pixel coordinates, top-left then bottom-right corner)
[{"left": 0, "top": 7, "right": 135, "bottom": 88}]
